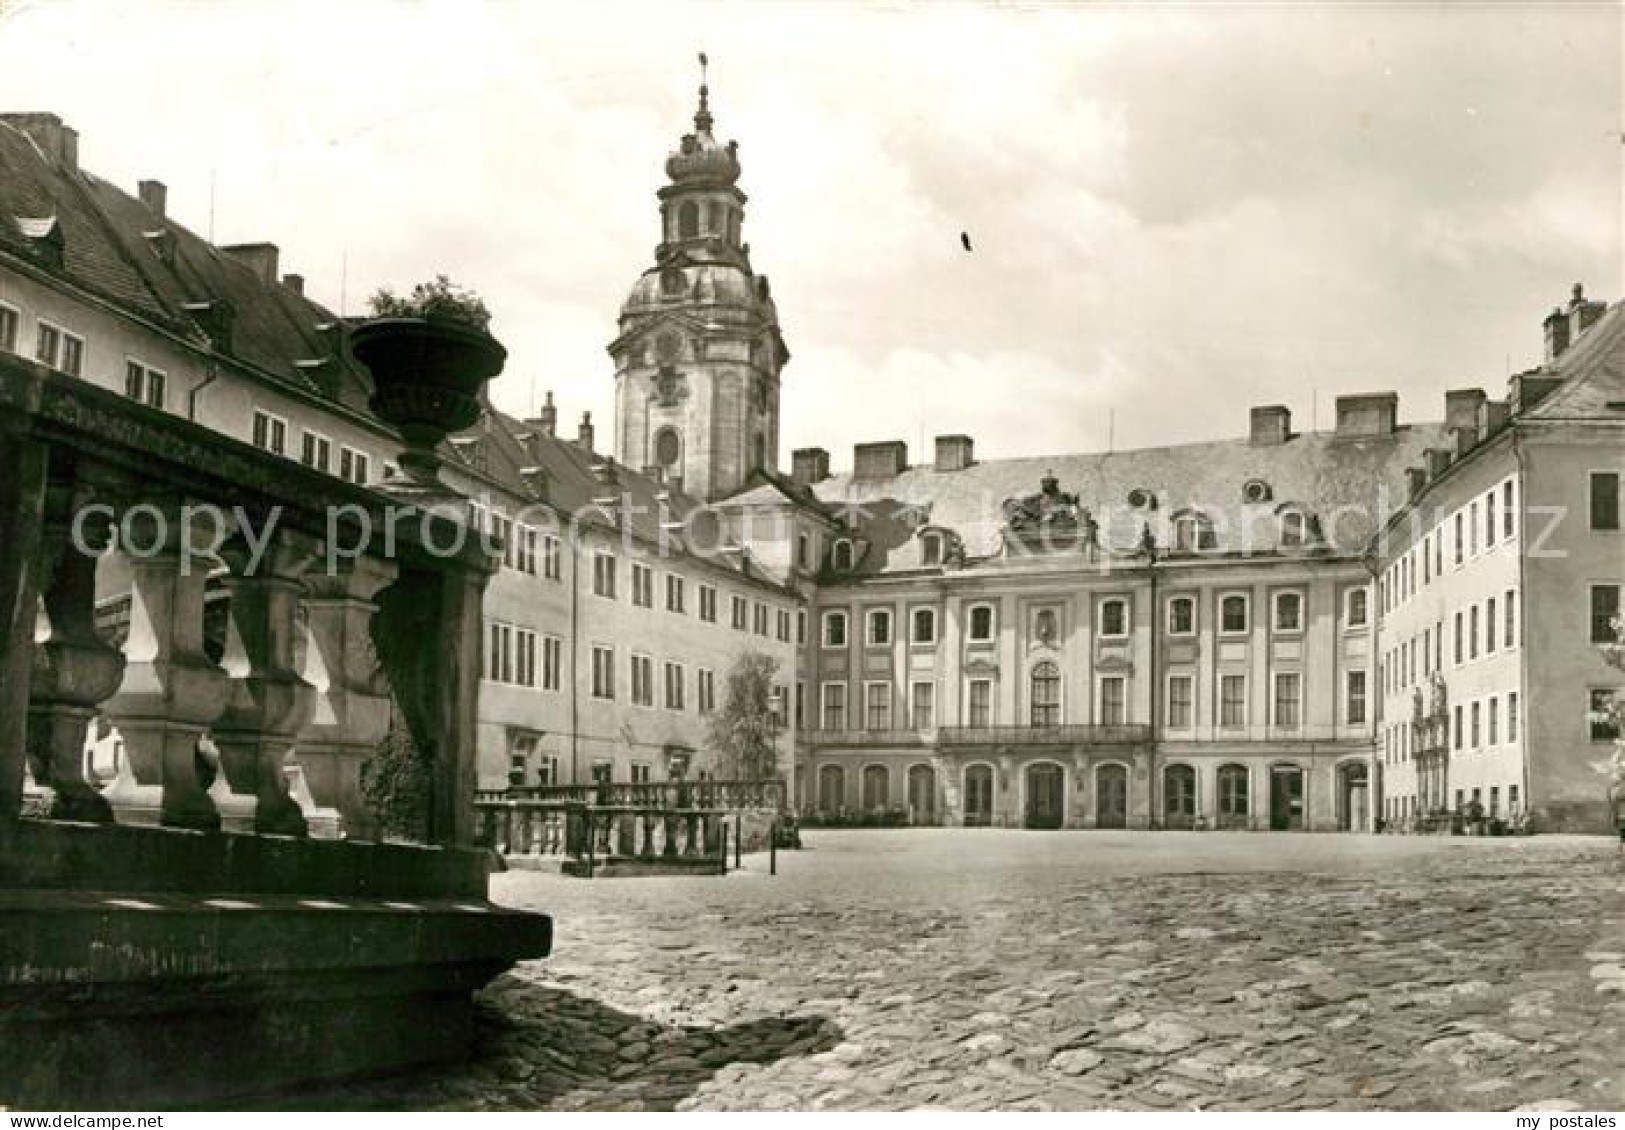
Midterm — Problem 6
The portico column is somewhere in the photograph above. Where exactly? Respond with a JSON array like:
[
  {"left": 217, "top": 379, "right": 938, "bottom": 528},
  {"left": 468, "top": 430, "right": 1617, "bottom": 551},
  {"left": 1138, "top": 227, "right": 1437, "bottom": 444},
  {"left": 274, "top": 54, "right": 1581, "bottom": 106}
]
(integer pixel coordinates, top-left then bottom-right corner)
[{"left": 0, "top": 417, "right": 48, "bottom": 818}]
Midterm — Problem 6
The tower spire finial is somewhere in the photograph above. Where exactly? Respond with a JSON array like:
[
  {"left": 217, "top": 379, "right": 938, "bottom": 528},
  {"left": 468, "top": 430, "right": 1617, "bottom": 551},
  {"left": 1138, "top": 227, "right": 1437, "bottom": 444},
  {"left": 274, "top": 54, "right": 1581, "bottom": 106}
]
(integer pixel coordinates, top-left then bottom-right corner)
[{"left": 695, "top": 50, "right": 713, "bottom": 133}]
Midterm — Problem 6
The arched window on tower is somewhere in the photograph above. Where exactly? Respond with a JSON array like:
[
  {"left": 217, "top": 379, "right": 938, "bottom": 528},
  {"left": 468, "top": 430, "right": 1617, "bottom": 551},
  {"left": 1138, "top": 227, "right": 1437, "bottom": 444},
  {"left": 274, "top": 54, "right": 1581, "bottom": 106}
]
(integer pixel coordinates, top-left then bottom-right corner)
[
  {"left": 707, "top": 201, "right": 722, "bottom": 234},
  {"left": 678, "top": 201, "right": 699, "bottom": 239}
]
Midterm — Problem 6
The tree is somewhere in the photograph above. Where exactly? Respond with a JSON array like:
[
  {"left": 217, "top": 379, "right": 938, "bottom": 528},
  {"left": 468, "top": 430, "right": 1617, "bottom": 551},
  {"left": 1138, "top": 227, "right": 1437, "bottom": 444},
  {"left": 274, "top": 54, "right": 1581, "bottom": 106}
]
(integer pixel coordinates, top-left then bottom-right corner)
[{"left": 704, "top": 650, "right": 783, "bottom": 780}]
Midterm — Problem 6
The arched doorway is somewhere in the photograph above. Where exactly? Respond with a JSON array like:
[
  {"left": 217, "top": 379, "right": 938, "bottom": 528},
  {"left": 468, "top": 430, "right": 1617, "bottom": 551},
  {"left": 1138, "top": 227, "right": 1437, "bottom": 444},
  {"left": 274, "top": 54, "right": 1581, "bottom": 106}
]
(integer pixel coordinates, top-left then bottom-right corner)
[
  {"left": 1216, "top": 763, "right": 1250, "bottom": 830},
  {"left": 907, "top": 764, "right": 937, "bottom": 825},
  {"left": 1337, "top": 761, "right": 1370, "bottom": 831},
  {"left": 862, "top": 764, "right": 890, "bottom": 813},
  {"left": 1096, "top": 763, "right": 1128, "bottom": 829},
  {"left": 817, "top": 765, "right": 845, "bottom": 816},
  {"left": 963, "top": 764, "right": 994, "bottom": 827},
  {"left": 1164, "top": 764, "right": 1197, "bottom": 830},
  {"left": 1024, "top": 762, "right": 1065, "bottom": 829},
  {"left": 1269, "top": 764, "right": 1305, "bottom": 830}
]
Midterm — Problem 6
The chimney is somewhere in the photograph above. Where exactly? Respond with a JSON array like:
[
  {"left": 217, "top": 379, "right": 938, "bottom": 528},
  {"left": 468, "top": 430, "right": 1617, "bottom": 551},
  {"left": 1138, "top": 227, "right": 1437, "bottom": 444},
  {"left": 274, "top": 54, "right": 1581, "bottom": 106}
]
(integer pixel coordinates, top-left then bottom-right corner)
[
  {"left": 577, "top": 410, "right": 595, "bottom": 451},
  {"left": 933, "top": 434, "right": 975, "bottom": 472},
  {"left": 1444, "top": 389, "right": 1485, "bottom": 433},
  {"left": 853, "top": 440, "right": 908, "bottom": 479},
  {"left": 1451, "top": 426, "right": 1476, "bottom": 457},
  {"left": 0, "top": 113, "right": 78, "bottom": 168},
  {"left": 137, "top": 179, "right": 167, "bottom": 217},
  {"left": 1424, "top": 448, "right": 1452, "bottom": 480},
  {"left": 1481, "top": 398, "right": 1510, "bottom": 436},
  {"left": 791, "top": 447, "right": 830, "bottom": 485},
  {"left": 1249, "top": 405, "right": 1292, "bottom": 446},
  {"left": 1333, "top": 392, "right": 1398, "bottom": 439},
  {"left": 281, "top": 273, "right": 304, "bottom": 296},
  {"left": 1543, "top": 305, "right": 1571, "bottom": 362},
  {"left": 1568, "top": 282, "right": 1606, "bottom": 344},
  {"left": 221, "top": 242, "right": 279, "bottom": 286},
  {"left": 1405, "top": 467, "right": 1428, "bottom": 502},
  {"left": 537, "top": 391, "right": 557, "bottom": 437}
]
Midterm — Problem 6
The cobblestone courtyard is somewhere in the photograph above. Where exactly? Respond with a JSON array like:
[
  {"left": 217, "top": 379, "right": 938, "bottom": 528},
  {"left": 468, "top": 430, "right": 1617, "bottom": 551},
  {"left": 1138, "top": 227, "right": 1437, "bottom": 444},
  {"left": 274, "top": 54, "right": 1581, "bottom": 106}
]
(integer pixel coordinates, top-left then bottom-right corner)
[{"left": 329, "top": 831, "right": 1625, "bottom": 1111}]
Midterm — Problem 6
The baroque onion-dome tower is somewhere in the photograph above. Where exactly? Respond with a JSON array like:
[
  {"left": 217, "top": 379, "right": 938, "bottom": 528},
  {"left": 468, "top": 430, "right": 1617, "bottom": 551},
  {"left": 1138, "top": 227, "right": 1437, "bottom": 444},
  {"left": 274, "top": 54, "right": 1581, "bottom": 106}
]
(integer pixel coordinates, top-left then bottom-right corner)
[{"left": 609, "top": 58, "right": 789, "bottom": 502}]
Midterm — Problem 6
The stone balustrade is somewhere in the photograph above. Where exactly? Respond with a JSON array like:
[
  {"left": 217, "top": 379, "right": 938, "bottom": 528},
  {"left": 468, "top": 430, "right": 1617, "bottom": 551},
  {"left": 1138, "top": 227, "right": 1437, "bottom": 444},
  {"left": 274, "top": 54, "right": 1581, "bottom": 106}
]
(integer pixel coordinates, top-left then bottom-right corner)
[{"left": 0, "top": 349, "right": 550, "bottom": 1106}]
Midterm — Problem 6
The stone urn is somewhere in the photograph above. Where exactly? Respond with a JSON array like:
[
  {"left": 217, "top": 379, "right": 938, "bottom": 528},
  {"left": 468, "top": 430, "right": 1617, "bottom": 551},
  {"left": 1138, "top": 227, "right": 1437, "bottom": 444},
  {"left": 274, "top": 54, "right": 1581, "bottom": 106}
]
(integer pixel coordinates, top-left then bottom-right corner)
[{"left": 347, "top": 316, "right": 507, "bottom": 490}]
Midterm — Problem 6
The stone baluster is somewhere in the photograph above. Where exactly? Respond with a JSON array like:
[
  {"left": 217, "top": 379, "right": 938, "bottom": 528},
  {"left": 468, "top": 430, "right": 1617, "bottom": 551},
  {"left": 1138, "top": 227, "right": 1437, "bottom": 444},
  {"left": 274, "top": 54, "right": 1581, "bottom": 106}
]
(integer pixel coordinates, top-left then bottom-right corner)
[
  {"left": 297, "top": 555, "right": 397, "bottom": 841},
  {"left": 0, "top": 415, "right": 48, "bottom": 819},
  {"left": 26, "top": 484, "right": 126, "bottom": 822},
  {"left": 102, "top": 503, "right": 230, "bottom": 830},
  {"left": 211, "top": 528, "right": 319, "bottom": 836}
]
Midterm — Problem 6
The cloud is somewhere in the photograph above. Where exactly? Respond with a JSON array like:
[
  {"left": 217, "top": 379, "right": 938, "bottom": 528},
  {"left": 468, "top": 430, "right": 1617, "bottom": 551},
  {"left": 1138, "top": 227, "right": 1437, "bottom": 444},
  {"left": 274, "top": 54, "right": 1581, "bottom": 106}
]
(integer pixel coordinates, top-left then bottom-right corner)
[{"left": 0, "top": 0, "right": 1617, "bottom": 473}]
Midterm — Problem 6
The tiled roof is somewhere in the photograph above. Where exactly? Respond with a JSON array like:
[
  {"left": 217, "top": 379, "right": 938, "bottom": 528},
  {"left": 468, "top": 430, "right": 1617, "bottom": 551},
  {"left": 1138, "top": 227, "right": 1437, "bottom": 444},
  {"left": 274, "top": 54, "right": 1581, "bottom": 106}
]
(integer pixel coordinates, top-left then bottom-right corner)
[
  {"left": 749, "top": 425, "right": 1453, "bottom": 576},
  {"left": 465, "top": 406, "right": 792, "bottom": 596},
  {"left": 1523, "top": 302, "right": 1625, "bottom": 420},
  {"left": 0, "top": 117, "right": 375, "bottom": 414}
]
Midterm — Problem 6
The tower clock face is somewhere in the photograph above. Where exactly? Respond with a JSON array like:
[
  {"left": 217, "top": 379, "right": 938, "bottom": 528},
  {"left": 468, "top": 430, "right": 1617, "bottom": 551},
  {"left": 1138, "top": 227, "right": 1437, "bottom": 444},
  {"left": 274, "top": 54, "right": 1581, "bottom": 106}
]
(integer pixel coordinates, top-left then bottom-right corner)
[{"left": 655, "top": 332, "right": 682, "bottom": 363}]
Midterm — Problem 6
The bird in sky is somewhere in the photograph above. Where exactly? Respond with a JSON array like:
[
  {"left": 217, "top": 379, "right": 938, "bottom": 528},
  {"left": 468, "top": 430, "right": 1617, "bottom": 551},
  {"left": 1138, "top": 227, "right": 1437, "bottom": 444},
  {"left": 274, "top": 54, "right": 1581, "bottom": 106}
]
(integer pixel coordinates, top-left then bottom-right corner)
[{"left": 960, "top": 231, "right": 973, "bottom": 252}]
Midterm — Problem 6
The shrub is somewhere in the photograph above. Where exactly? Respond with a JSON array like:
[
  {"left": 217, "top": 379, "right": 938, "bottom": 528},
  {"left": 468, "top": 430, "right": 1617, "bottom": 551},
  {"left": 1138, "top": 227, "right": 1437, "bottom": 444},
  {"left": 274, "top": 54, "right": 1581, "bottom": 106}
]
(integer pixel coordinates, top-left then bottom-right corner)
[{"left": 367, "top": 274, "right": 492, "bottom": 332}]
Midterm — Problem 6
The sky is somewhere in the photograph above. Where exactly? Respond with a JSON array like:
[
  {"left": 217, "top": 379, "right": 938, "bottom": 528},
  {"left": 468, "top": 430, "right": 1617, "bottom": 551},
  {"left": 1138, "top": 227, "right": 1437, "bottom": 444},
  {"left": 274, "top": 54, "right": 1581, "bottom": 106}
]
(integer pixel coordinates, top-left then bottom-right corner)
[{"left": 1, "top": 1, "right": 1621, "bottom": 467}]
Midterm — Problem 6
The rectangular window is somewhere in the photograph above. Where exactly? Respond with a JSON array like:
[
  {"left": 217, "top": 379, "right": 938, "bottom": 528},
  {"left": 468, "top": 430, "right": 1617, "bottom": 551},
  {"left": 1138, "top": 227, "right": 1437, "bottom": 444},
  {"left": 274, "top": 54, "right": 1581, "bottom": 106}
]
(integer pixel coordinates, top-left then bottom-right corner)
[
  {"left": 542, "top": 535, "right": 561, "bottom": 580},
  {"left": 698, "top": 668, "right": 716, "bottom": 714},
  {"left": 630, "top": 654, "right": 653, "bottom": 707},
  {"left": 491, "top": 514, "right": 515, "bottom": 570},
  {"left": 35, "top": 322, "right": 83, "bottom": 375},
  {"left": 251, "top": 409, "right": 288, "bottom": 456},
  {"left": 865, "top": 682, "right": 892, "bottom": 730},
  {"left": 1454, "top": 512, "right": 1464, "bottom": 565},
  {"left": 300, "top": 430, "right": 332, "bottom": 473},
  {"left": 1471, "top": 700, "right": 1481, "bottom": 747},
  {"left": 910, "top": 682, "right": 935, "bottom": 729},
  {"left": 1485, "top": 491, "right": 1496, "bottom": 547},
  {"left": 1488, "top": 696, "right": 1499, "bottom": 745},
  {"left": 513, "top": 526, "right": 538, "bottom": 576},
  {"left": 699, "top": 584, "right": 717, "bottom": 623},
  {"left": 1592, "top": 585, "right": 1621, "bottom": 644},
  {"left": 35, "top": 322, "right": 58, "bottom": 368},
  {"left": 125, "top": 360, "right": 168, "bottom": 409},
  {"left": 1272, "top": 672, "right": 1301, "bottom": 730},
  {"left": 1454, "top": 704, "right": 1464, "bottom": 751},
  {"left": 1167, "top": 674, "right": 1193, "bottom": 729},
  {"left": 1505, "top": 589, "right": 1516, "bottom": 648},
  {"left": 664, "top": 661, "right": 685, "bottom": 710},
  {"left": 484, "top": 622, "right": 536, "bottom": 687},
  {"left": 798, "top": 609, "right": 807, "bottom": 645},
  {"left": 0, "top": 303, "right": 16, "bottom": 352},
  {"left": 910, "top": 607, "right": 936, "bottom": 644},
  {"left": 968, "top": 604, "right": 995, "bottom": 642},
  {"left": 821, "top": 683, "right": 847, "bottom": 731},
  {"left": 1485, "top": 597, "right": 1496, "bottom": 653},
  {"left": 60, "top": 332, "right": 83, "bottom": 377},
  {"left": 967, "top": 679, "right": 992, "bottom": 727},
  {"left": 823, "top": 611, "right": 848, "bottom": 648},
  {"left": 630, "top": 762, "right": 651, "bottom": 784},
  {"left": 1346, "top": 670, "right": 1367, "bottom": 726},
  {"left": 754, "top": 602, "right": 769, "bottom": 636},
  {"left": 541, "top": 635, "right": 563, "bottom": 691},
  {"left": 1469, "top": 605, "right": 1479, "bottom": 659},
  {"left": 1469, "top": 501, "right": 1478, "bottom": 557},
  {"left": 666, "top": 574, "right": 686, "bottom": 613},
  {"left": 1591, "top": 472, "right": 1621, "bottom": 531},
  {"left": 1503, "top": 480, "right": 1515, "bottom": 539},
  {"left": 1219, "top": 674, "right": 1246, "bottom": 728},
  {"left": 777, "top": 609, "right": 792, "bottom": 642},
  {"left": 867, "top": 609, "right": 892, "bottom": 646},
  {"left": 1509, "top": 691, "right": 1519, "bottom": 741},
  {"left": 1220, "top": 594, "right": 1248, "bottom": 634},
  {"left": 1098, "top": 676, "right": 1126, "bottom": 726},
  {"left": 1454, "top": 611, "right": 1464, "bottom": 666},
  {"left": 339, "top": 446, "right": 370, "bottom": 485},
  {"left": 731, "top": 595, "right": 748, "bottom": 631},
  {"left": 593, "top": 553, "right": 616, "bottom": 599},
  {"left": 591, "top": 646, "right": 615, "bottom": 699},
  {"left": 631, "top": 563, "right": 653, "bottom": 608},
  {"left": 1592, "top": 689, "right": 1620, "bottom": 742}
]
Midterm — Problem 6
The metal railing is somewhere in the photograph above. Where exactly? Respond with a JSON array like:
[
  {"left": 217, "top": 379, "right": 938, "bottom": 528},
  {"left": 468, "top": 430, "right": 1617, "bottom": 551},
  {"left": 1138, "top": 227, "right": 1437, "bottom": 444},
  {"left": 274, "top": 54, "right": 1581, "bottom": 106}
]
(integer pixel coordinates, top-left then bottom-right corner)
[{"left": 936, "top": 723, "right": 1152, "bottom": 747}]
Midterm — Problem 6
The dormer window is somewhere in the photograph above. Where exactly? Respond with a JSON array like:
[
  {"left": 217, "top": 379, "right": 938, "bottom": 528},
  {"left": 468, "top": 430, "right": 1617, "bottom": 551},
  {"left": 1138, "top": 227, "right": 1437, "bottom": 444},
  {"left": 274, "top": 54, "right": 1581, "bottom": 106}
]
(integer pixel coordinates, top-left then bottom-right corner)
[
  {"left": 831, "top": 539, "right": 855, "bottom": 571},
  {"left": 1279, "top": 509, "right": 1307, "bottom": 549},
  {"left": 1170, "top": 510, "right": 1217, "bottom": 553},
  {"left": 921, "top": 532, "right": 943, "bottom": 566}
]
